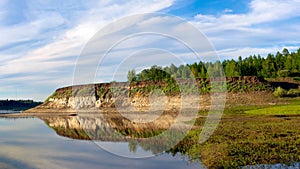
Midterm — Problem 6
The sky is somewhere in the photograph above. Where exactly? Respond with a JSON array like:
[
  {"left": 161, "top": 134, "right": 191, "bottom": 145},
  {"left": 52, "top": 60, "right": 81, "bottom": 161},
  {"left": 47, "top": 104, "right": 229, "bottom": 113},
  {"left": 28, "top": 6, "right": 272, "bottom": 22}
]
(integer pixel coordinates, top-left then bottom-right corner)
[{"left": 0, "top": 0, "right": 300, "bottom": 101}]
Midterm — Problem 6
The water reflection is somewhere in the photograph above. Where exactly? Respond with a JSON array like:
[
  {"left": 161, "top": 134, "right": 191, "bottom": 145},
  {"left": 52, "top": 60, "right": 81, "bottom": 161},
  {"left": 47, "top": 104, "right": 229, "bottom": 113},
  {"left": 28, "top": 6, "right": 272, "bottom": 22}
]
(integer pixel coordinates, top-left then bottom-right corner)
[
  {"left": 0, "top": 156, "right": 33, "bottom": 169},
  {"left": 243, "top": 163, "right": 300, "bottom": 169},
  {"left": 0, "top": 117, "right": 204, "bottom": 169},
  {"left": 34, "top": 115, "right": 300, "bottom": 168},
  {"left": 39, "top": 112, "right": 191, "bottom": 157},
  {"left": 0, "top": 110, "right": 20, "bottom": 114}
]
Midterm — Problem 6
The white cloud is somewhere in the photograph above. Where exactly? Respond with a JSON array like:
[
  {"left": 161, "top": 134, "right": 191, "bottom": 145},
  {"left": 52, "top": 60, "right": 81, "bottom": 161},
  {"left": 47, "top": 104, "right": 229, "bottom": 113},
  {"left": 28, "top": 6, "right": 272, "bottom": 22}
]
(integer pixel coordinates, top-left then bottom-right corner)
[
  {"left": 192, "top": 0, "right": 300, "bottom": 58},
  {"left": 73, "top": 14, "right": 220, "bottom": 85},
  {"left": 194, "top": 0, "right": 300, "bottom": 32},
  {"left": 0, "top": 0, "right": 174, "bottom": 100},
  {"left": 1, "top": 0, "right": 300, "bottom": 100},
  {"left": 223, "top": 9, "right": 233, "bottom": 13},
  {"left": 218, "top": 46, "right": 300, "bottom": 60},
  {"left": 0, "top": 12, "right": 66, "bottom": 48}
]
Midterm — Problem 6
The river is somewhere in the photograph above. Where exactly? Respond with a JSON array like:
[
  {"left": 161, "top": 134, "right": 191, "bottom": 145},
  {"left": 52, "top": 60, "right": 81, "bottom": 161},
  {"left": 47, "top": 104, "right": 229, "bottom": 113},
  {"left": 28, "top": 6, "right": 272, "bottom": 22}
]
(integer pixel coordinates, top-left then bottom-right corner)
[{"left": 0, "top": 117, "right": 204, "bottom": 169}]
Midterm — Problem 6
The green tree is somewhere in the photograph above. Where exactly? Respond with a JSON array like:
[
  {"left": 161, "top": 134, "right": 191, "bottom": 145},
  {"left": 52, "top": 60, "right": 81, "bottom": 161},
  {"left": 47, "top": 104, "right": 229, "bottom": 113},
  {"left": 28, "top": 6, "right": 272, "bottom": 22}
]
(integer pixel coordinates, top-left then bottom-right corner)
[
  {"left": 133, "top": 47, "right": 300, "bottom": 80},
  {"left": 282, "top": 48, "right": 290, "bottom": 56},
  {"left": 225, "top": 60, "right": 239, "bottom": 77},
  {"left": 127, "top": 69, "right": 137, "bottom": 82}
]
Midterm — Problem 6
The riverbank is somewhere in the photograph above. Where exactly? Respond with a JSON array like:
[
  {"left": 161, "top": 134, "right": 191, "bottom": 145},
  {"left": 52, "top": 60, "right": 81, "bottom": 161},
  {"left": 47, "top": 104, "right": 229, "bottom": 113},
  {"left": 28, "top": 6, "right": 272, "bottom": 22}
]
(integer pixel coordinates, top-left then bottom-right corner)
[
  {"left": 1, "top": 77, "right": 299, "bottom": 168},
  {"left": 169, "top": 97, "right": 300, "bottom": 168},
  {"left": 1, "top": 94, "right": 300, "bottom": 168},
  {"left": 24, "top": 76, "right": 273, "bottom": 113}
]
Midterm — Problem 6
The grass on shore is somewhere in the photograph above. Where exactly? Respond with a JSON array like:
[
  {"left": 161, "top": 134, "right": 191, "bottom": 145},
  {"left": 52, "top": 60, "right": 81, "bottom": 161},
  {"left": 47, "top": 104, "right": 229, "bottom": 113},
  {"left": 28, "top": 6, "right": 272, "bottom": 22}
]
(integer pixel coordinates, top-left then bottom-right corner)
[
  {"left": 245, "top": 104, "right": 300, "bottom": 115},
  {"left": 169, "top": 97, "right": 300, "bottom": 169}
]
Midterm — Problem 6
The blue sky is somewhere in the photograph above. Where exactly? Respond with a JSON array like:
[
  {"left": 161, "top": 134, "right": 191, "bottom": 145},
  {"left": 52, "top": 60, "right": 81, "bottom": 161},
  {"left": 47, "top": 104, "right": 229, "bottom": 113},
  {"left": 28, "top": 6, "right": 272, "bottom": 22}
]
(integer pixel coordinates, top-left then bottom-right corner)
[{"left": 0, "top": 0, "right": 300, "bottom": 101}]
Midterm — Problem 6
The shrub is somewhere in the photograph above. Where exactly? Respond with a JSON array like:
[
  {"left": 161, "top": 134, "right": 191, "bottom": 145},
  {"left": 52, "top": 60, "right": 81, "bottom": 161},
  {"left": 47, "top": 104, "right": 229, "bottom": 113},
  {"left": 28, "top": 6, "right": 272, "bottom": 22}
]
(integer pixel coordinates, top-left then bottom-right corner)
[
  {"left": 293, "top": 77, "right": 300, "bottom": 82},
  {"left": 273, "top": 87, "right": 287, "bottom": 97},
  {"left": 287, "top": 89, "right": 300, "bottom": 97},
  {"left": 277, "top": 70, "right": 291, "bottom": 77}
]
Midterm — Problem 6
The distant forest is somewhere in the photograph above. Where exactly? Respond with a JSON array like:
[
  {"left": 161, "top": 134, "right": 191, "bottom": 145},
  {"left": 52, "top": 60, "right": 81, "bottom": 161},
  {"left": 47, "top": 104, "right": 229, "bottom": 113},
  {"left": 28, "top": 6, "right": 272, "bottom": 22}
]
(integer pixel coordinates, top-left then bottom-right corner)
[
  {"left": 0, "top": 100, "right": 42, "bottom": 111},
  {"left": 127, "top": 48, "right": 300, "bottom": 81}
]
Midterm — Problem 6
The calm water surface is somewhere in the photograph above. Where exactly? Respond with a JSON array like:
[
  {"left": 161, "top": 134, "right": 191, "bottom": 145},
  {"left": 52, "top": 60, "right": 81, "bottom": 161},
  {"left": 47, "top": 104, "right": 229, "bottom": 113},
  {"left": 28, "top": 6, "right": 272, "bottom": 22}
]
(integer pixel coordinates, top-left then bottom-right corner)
[
  {"left": 0, "top": 110, "right": 20, "bottom": 114},
  {"left": 0, "top": 117, "right": 204, "bottom": 169}
]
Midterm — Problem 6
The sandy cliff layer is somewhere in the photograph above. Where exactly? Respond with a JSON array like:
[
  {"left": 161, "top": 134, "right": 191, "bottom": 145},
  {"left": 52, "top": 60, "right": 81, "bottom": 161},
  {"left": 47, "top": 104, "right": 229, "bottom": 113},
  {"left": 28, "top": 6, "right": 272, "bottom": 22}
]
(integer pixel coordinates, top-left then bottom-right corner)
[{"left": 25, "top": 76, "right": 271, "bottom": 113}]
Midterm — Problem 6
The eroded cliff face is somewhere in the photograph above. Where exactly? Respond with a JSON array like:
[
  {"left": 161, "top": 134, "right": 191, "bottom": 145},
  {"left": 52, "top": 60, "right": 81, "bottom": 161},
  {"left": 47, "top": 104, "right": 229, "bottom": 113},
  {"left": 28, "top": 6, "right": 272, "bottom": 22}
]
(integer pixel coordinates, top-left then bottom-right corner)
[
  {"left": 26, "top": 76, "right": 270, "bottom": 113},
  {"left": 47, "top": 96, "right": 97, "bottom": 109},
  {"left": 31, "top": 94, "right": 206, "bottom": 113}
]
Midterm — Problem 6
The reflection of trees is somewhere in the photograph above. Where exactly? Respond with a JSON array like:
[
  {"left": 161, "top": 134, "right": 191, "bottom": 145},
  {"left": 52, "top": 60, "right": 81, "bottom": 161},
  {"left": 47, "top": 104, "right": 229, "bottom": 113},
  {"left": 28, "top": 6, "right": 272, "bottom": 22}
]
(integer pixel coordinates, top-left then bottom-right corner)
[{"left": 128, "top": 140, "right": 137, "bottom": 153}]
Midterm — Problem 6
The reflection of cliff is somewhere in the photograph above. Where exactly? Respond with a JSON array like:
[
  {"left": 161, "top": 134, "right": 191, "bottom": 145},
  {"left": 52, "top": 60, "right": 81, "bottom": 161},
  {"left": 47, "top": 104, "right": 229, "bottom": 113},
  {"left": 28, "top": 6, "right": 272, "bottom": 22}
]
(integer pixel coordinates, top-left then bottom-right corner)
[
  {"left": 42, "top": 115, "right": 91, "bottom": 140},
  {"left": 39, "top": 113, "right": 191, "bottom": 154},
  {"left": 40, "top": 111, "right": 188, "bottom": 140}
]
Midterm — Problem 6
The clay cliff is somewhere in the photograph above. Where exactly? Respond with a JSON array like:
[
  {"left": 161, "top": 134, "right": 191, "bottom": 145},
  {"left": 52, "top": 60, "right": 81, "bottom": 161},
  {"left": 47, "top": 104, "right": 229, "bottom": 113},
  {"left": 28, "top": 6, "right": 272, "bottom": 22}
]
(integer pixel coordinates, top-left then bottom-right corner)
[{"left": 25, "top": 76, "right": 270, "bottom": 113}]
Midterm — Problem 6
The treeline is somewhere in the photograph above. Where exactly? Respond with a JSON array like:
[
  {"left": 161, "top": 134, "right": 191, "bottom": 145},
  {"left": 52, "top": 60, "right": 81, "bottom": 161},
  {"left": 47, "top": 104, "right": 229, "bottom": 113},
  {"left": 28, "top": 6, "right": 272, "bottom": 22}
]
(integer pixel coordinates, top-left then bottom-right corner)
[
  {"left": 127, "top": 48, "right": 300, "bottom": 81},
  {"left": 0, "top": 99, "right": 42, "bottom": 111}
]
